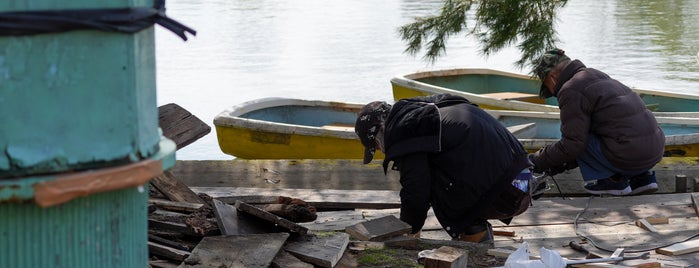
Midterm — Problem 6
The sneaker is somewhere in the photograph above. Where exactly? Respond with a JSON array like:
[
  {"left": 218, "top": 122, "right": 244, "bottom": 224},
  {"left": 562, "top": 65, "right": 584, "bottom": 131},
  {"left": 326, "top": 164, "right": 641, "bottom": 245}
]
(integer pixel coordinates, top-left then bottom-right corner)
[
  {"left": 628, "top": 171, "right": 658, "bottom": 195},
  {"left": 584, "top": 176, "right": 631, "bottom": 196}
]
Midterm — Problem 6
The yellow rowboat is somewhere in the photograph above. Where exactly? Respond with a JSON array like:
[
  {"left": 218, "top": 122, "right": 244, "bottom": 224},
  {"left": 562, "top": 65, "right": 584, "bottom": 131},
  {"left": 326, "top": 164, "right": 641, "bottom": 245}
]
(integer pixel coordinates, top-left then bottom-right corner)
[
  {"left": 391, "top": 68, "right": 699, "bottom": 117},
  {"left": 213, "top": 97, "right": 384, "bottom": 160},
  {"left": 214, "top": 97, "right": 699, "bottom": 160}
]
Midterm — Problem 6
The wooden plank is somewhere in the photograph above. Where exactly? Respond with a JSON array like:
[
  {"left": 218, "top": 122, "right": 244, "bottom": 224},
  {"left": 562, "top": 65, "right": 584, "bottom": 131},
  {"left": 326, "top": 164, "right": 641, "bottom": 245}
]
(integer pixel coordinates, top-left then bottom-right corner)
[
  {"left": 234, "top": 200, "right": 308, "bottom": 235},
  {"left": 420, "top": 246, "right": 468, "bottom": 268},
  {"left": 284, "top": 232, "right": 349, "bottom": 268},
  {"left": 655, "top": 239, "right": 699, "bottom": 256},
  {"left": 150, "top": 170, "right": 206, "bottom": 205},
  {"left": 148, "top": 241, "right": 191, "bottom": 262},
  {"left": 212, "top": 198, "right": 275, "bottom": 235},
  {"left": 148, "top": 198, "right": 204, "bottom": 213},
  {"left": 181, "top": 233, "right": 289, "bottom": 268},
  {"left": 197, "top": 187, "right": 401, "bottom": 210},
  {"left": 158, "top": 103, "right": 211, "bottom": 150},
  {"left": 149, "top": 260, "right": 181, "bottom": 268},
  {"left": 345, "top": 215, "right": 411, "bottom": 241},
  {"left": 173, "top": 158, "right": 699, "bottom": 195}
]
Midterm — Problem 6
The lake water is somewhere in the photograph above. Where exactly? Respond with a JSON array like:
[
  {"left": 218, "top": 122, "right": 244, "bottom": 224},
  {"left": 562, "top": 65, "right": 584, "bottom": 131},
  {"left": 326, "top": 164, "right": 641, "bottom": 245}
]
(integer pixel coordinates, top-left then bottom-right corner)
[{"left": 155, "top": 0, "right": 699, "bottom": 160}]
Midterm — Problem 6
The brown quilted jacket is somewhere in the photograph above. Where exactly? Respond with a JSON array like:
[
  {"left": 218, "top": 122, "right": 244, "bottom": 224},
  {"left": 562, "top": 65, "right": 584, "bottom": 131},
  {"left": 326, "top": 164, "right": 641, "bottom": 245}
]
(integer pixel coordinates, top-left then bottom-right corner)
[{"left": 531, "top": 60, "right": 664, "bottom": 171}]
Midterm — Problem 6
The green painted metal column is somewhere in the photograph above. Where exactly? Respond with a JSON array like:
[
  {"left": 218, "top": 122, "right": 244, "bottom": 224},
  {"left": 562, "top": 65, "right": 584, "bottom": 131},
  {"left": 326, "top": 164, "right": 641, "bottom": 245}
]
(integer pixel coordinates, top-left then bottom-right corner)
[{"left": 0, "top": 0, "right": 182, "bottom": 267}]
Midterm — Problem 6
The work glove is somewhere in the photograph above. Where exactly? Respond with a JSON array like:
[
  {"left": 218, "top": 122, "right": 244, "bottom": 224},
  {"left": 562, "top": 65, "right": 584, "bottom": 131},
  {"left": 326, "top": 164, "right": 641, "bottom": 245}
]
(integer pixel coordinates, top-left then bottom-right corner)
[{"left": 528, "top": 152, "right": 578, "bottom": 176}]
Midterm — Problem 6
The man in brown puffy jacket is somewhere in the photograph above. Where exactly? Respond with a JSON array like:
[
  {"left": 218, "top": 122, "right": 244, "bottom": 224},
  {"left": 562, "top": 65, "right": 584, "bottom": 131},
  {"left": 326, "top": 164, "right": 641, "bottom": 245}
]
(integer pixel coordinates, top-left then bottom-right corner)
[{"left": 528, "top": 49, "right": 665, "bottom": 196}]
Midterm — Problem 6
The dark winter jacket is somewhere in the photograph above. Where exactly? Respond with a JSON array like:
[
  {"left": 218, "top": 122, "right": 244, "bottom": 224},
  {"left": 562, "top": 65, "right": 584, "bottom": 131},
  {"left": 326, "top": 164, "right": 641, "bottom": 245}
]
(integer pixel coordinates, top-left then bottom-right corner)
[
  {"left": 381, "top": 94, "right": 529, "bottom": 238},
  {"left": 530, "top": 60, "right": 665, "bottom": 171}
]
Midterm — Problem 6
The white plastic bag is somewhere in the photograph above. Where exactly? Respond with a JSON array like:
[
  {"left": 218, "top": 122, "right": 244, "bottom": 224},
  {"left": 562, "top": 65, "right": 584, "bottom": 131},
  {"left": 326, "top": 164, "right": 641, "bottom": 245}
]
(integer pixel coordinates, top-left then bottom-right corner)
[{"left": 504, "top": 242, "right": 565, "bottom": 268}]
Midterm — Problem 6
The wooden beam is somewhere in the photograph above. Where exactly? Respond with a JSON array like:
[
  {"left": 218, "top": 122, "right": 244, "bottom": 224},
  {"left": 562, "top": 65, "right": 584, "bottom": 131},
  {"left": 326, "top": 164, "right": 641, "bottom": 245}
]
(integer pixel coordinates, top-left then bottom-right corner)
[
  {"left": 149, "top": 198, "right": 203, "bottom": 213},
  {"left": 212, "top": 198, "right": 276, "bottom": 235},
  {"left": 148, "top": 241, "right": 190, "bottom": 262},
  {"left": 234, "top": 200, "right": 308, "bottom": 235}
]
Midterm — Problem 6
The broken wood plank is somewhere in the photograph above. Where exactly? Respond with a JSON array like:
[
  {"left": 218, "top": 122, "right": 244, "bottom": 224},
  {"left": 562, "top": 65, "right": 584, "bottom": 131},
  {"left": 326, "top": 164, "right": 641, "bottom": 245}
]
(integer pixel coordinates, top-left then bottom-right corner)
[
  {"left": 150, "top": 171, "right": 206, "bottom": 205},
  {"left": 493, "top": 230, "right": 516, "bottom": 237},
  {"left": 420, "top": 246, "right": 468, "bottom": 268},
  {"left": 271, "top": 250, "right": 314, "bottom": 268},
  {"left": 181, "top": 233, "right": 289, "bottom": 268},
  {"left": 284, "top": 232, "right": 349, "bottom": 268},
  {"left": 148, "top": 219, "right": 208, "bottom": 237},
  {"left": 655, "top": 239, "right": 699, "bottom": 256},
  {"left": 345, "top": 215, "right": 411, "bottom": 241},
  {"left": 158, "top": 103, "right": 211, "bottom": 150},
  {"left": 212, "top": 198, "right": 276, "bottom": 235},
  {"left": 635, "top": 218, "right": 658, "bottom": 233},
  {"left": 234, "top": 200, "right": 308, "bottom": 235},
  {"left": 148, "top": 198, "right": 203, "bottom": 213},
  {"left": 147, "top": 241, "right": 191, "bottom": 262}
]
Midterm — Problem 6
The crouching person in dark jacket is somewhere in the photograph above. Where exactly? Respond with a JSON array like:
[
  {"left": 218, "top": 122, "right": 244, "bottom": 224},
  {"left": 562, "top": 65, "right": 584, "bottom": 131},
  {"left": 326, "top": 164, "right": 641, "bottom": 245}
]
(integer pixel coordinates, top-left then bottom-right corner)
[{"left": 354, "top": 94, "right": 535, "bottom": 244}]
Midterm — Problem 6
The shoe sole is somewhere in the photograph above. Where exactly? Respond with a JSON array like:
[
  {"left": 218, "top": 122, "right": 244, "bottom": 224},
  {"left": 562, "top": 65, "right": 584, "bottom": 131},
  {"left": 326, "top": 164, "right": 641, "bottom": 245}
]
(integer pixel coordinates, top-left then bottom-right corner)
[
  {"left": 629, "top": 183, "right": 659, "bottom": 195},
  {"left": 585, "top": 186, "right": 632, "bottom": 196}
]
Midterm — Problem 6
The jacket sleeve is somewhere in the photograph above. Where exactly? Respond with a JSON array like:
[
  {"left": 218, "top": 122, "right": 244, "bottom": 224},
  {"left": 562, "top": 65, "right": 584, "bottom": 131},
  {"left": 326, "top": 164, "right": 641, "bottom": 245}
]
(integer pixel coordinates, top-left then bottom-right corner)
[
  {"left": 395, "top": 153, "right": 432, "bottom": 234},
  {"left": 533, "top": 89, "right": 590, "bottom": 170}
]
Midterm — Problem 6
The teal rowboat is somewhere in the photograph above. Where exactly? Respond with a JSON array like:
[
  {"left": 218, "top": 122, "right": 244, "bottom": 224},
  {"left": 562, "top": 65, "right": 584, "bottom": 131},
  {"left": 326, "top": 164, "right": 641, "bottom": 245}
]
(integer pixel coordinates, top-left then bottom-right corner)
[{"left": 391, "top": 68, "right": 699, "bottom": 117}]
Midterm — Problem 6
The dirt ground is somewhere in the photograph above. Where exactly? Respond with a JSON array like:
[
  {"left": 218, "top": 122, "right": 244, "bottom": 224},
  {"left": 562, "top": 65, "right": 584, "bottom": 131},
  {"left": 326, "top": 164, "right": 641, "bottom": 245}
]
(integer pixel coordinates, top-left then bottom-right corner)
[{"left": 337, "top": 242, "right": 507, "bottom": 268}]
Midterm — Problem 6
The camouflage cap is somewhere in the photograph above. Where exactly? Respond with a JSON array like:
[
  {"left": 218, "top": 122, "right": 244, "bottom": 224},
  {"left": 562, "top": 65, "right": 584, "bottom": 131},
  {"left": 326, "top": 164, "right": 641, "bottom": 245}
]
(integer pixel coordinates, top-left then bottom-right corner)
[
  {"left": 532, "top": 48, "right": 570, "bottom": 98},
  {"left": 354, "top": 101, "right": 391, "bottom": 164}
]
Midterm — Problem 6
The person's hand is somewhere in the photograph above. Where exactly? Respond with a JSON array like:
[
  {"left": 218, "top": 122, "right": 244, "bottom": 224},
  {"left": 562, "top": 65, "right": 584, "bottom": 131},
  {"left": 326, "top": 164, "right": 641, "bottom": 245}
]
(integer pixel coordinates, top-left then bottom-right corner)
[
  {"left": 546, "top": 161, "right": 578, "bottom": 176},
  {"left": 528, "top": 154, "right": 545, "bottom": 174}
]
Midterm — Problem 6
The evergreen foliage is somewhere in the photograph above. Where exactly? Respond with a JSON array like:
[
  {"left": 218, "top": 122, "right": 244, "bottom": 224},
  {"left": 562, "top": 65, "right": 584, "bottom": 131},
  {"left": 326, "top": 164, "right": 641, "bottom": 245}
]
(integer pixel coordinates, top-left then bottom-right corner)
[{"left": 399, "top": 0, "right": 569, "bottom": 69}]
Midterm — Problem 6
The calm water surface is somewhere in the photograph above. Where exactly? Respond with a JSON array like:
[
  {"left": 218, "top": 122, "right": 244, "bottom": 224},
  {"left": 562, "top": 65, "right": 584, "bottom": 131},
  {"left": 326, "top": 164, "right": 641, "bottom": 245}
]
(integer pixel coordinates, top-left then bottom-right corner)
[{"left": 155, "top": 0, "right": 699, "bottom": 160}]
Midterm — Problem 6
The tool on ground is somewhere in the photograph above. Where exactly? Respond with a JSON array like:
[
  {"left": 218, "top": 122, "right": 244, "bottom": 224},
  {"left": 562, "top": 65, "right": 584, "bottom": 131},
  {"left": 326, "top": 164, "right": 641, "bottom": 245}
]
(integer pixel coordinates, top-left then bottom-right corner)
[
  {"left": 568, "top": 241, "right": 603, "bottom": 259},
  {"left": 565, "top": 252, "right": 650, "bottom": 265}
]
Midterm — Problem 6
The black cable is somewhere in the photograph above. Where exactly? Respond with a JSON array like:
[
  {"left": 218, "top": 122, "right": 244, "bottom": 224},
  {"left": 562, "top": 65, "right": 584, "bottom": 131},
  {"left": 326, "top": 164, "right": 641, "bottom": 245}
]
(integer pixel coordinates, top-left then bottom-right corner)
[
  {"left": 573, "top": 195, "right": 699, "bottom": 253},
  {"left": 0, "top": 0, "right": 195, "bottom": 40}
]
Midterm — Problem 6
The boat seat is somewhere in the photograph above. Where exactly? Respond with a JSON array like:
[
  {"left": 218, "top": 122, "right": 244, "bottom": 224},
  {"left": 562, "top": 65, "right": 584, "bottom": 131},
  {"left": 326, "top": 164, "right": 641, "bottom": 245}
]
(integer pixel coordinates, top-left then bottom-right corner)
[
  {"left": 481, "top": 92, "right": 545, "bottom": 104},
  {"left": 322, "top": 123, "right": 355, "bottom": 131}
]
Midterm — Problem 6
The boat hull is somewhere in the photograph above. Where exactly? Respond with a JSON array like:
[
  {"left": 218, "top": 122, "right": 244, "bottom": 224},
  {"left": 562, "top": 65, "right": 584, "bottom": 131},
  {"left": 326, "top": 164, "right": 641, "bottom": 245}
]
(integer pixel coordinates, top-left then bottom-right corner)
[
  {"left": 391, "top": 68, "right": 699, "bottom": 116},
  {"left": 214, "top": 98, "right": 385, "bottom": 160}
]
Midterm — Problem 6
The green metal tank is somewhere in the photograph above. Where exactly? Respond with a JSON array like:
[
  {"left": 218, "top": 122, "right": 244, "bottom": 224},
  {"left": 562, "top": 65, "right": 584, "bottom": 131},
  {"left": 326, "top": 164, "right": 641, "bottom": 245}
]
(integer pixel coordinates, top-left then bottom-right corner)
[{"left": 0, "top": 0, "right": 179, "bottom": 267}]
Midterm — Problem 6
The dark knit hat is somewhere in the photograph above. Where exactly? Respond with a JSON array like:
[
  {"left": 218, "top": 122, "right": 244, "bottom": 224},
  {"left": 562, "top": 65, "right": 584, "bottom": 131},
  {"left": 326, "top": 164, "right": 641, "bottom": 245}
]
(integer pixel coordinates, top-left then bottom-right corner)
[
  {"left": 532, "top": 48, "right": 570, "bottom": 98},
  {"left": 355, "top": 101, "right": 391, "bottom": 164}
]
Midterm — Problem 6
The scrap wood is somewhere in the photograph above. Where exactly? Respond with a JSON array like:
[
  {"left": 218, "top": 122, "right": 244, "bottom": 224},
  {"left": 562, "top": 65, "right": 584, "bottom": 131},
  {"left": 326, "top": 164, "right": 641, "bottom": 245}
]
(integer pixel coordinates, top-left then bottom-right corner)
[
  {"left": 655, "top": 238, "right": 699, "bottom": 256},
  {"left": 493, "top": 229, "right": 516, "bottom": 237},
  {"left": 344, "top": 215, "right": 411, "bottom": 241},
  {"left": 148, "top": 234, "right": 189, "bottom": 251},
  {"left": 147, "top": 241, "right": 191, "bottom": 262},
  {"left": 234, "top": 200, "right": 308, "bottom": 235},
  {"left": 283, "top": 232, "right": 349, "bottom": 268},
  {"left": 181, "top": 233, "right": 289, "bottom": 268},
  {"left": 151, "top": 171, "right": 207, "bottom": 205},
  {"left": 149, "top": 198, "right": 203, "bottom": 213},
  {"left": 212, "top": 198, "right": 277, "bottom": 235},
  {"left": 635, "top": 219, "right": 658, "bottom": 233},
  {"left": 157, "top": 103, "right": 211, "bottom": 150},
  {"left": 419, "top": 246, "right": 468, "bottom": 268},
  {"left": 148, "top": 259, "right": 180, "bottom": 268}
]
